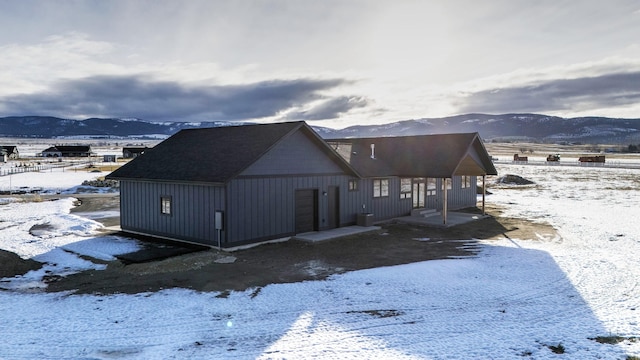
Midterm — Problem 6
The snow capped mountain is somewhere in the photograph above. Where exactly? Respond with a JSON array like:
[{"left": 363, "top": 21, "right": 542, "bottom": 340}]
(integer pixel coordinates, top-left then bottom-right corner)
[
  {"left": 0, "top": 116, "right": 222, "bottom": 138},
  {"left": 1, "top": 114, "right": 640, "bottom": 143},
  {"left": 318, "top": 113, "right": 640, "bottom": 143}
]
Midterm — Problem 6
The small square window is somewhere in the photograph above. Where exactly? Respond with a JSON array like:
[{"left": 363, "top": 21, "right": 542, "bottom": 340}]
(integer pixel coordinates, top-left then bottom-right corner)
[
  {"left": 348, "top": 179, "right": 359, "bottom": 191},
  {"left": 400, "top": 178, "right": 412, "bottom": 199},
  {"left": 461, "top": 176, "right": 471, "bottom": 188},
  {"left": 373, "top": 178, "right": 389, "bottom": 198},
  {"left": 161, "top": 196, "right": 172, "bottom": 215},
  {"left": 426, "top": 178, "right": 436, "bottom": 196},
  {"left": 442, "top": 179, "right": 452, "bottom": 191}
]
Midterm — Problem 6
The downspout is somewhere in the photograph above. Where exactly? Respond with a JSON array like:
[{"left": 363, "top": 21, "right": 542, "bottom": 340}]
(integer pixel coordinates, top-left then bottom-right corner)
[
  {"left": 442, "top": 178, "right": 448, "bottom": 224},
  {"left": 482, "top": 175, "right": 487, "bottom": 215},
  {"left": 482, "top": 175, "right": 486, "bottom": 215}
]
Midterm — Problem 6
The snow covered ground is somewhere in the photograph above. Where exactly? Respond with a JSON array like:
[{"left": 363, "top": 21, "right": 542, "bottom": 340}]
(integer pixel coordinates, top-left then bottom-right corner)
[
  {"left": 0, "top": 162, "right": 116, "bottom": 194},
  {"left": 1, "top": 164, "right": 639, "bottom": 359}
]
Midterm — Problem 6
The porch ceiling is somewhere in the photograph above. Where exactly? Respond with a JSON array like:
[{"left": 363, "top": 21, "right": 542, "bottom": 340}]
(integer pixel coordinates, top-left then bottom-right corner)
[{"left": 453, "top": 154, "right": 491, "bottom": 176}]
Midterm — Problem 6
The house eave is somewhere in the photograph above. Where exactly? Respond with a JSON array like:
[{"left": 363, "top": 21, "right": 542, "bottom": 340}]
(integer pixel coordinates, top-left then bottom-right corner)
[{"left": 105, "top": 176, "right": 226, "bottom": 187}]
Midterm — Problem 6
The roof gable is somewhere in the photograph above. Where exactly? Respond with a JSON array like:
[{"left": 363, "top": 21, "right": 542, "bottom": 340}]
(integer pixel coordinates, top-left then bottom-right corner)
[
  {"left": 240, "top": 128, "right": 346, "bottom": 176},
  {"left": 0, "top": 146, "right": 18, "bottom": 154},
  {"left": 107, "top": 121, "right": 357, "bottom": 183},
  {"left": 42, "top": 145, "right": 92, "bottom": 153}
]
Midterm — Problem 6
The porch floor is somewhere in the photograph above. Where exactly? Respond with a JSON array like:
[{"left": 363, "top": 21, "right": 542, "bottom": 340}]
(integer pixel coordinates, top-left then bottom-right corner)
[
  {"left": 294, "top": 225, "right": 381, "bottom": 243},
  {"left": 394, "top": 211, "right": 490, "bottom": 228}
]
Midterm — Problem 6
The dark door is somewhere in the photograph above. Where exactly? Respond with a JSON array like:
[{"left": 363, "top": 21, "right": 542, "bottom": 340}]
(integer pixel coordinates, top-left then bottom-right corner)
[
  {"left": 295, "top": 189, "right": 318, "bottom": 233},
  {"left": 327, "top": 186, "right": 340, "bottom": 229}
]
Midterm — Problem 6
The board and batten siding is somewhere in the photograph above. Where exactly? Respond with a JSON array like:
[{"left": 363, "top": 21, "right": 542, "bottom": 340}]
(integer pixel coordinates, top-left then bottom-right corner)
[
  {"left": 425, "top": 176, "right": 478, "bottom": 210},
  {"left": 222, "top": 128, "right": 362, "bottom": 245},
  {"left": 226, "top": 174, "right": 364, "bottom": 245},
  {"left": 359, "top": 177, "right": 412, "bottom": 222},
  {"left": 240, "top": 129, "right": 344, "bottom": 176},
  {"left": 360, "top": 176, "right": 478, "bottom": 221},
  {"left": 119, "top": 180, "right": 225, "bottom": 246}
]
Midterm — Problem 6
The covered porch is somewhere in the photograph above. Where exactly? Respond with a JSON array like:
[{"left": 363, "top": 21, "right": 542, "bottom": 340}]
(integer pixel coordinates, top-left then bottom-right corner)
[
  {"left": 411, "top": 133, "right": 497, "bottom": 225},
  {"left": 394, "top": 210, "right": 490, "bottom": 228}
]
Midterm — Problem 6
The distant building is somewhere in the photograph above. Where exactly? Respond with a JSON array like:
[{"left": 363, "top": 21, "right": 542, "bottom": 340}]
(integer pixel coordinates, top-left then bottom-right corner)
[
  {"left": 39, "top": 145, "right": 93, "bottom": 157},
  {"left": 122, "top": 147, "right": 148, "bottom": 159},
  {"left": 0, "top": 146, "right": 19, "bottom": 162},
  {"left": 103, "top": 155, "right": 117, "bottom": 162}
]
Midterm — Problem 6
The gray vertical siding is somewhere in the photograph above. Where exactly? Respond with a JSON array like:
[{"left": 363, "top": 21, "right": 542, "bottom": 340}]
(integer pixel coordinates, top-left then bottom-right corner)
[
  {"left": 240, "top": 130, "right": 344, "bottom": 176},
  {"left": 120, "top": 175, "right": 479, "bottom": 247},
  {"left": 119, "top": 180, "right": 225, "bottom": 246},
  {"left": 362, "top": 176, "right": 478, "bottom": 221},
  {"left": 364, "top": 177, "right": 413, "bottom": 222},
  {"left": 227, "top": 174, "right": 362, "bottom": 245},
  {"left": 425, "top": 176, "right": 477, "bottom": 210},
  {"left": 223, "top": 128, "right": 363, "bottom": 245},
  {"left": 448, "top": 176, "right": 478, "bottom": 210}
]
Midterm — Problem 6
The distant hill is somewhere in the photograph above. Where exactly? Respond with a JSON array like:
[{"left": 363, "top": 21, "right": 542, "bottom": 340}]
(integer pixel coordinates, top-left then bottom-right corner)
[
  {"left": 0, "top": 116, "right": 228, "bottom": 139},
  {"left": 316, "top": 114, "right": 640, "bottom": 144},
  {"left": 2, "top": 114, "right": 640, "bottom": 144}
]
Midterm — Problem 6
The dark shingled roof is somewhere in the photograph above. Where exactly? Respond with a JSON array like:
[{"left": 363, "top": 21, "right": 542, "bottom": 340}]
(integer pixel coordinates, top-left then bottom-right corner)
[
  {"left": 0, "top": 146, "right": 18, "bottom": 154},
  {"left": 107, "top": 121, "right": 357, "bottom": 183},
  {"left": 327, "top": 133, "right": 497, "bottom": 178}
]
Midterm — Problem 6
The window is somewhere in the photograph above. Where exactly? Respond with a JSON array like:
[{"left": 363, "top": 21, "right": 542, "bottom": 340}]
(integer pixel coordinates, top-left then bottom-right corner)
[
  {"left": 373, "top": 178, "right": 389, "bottom": 198},
  {"left": 161, "top": 196, "right": 172, "bottom": 215},
  {"left": 426, "top": 178, "right": 437, "bottom": 196},
  {"left": 400, "top": 178, "right": 412, "bottom": 199},
  {"left": 348, "top": 179, "right": 359, "bottom": 191},
  {"left": 442, "top": 178, "right": 452, "bottom": 190},
  {"left": 461, "top": 176, "right": 471, "bottom": 188}
]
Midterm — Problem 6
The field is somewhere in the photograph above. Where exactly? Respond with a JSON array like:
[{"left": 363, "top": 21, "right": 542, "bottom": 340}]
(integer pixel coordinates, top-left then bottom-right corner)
[{"left": 0, "top": 142, "right": 639, "bottom": 359}]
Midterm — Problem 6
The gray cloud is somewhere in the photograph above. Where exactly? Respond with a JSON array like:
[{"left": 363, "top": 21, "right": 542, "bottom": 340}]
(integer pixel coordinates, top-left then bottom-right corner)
[
  {"left": 286, "top": 96, "right": 370, "bottom": 121},
  {"left": 455, "top": 71, "right": 640, "bottom": 114},
  {"left": 0, "top": 75, "right": 362, "bottom": 121}
]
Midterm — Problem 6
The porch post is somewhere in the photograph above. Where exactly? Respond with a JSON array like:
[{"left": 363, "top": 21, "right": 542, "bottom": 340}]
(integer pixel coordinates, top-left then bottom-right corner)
[
  {"left": 442, "top": 178, "right": 448, "bottom": 224},
  {"left": 482, "top": 175, "right": 486, "bottom": 215}
]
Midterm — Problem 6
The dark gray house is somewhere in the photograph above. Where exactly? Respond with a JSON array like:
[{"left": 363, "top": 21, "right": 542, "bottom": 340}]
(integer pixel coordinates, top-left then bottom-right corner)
[{"left": 106, "top": 121, "right": 497, "bottom": 248}]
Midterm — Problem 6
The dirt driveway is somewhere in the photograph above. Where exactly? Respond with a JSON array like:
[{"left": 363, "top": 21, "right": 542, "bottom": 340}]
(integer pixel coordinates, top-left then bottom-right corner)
[{"left": 4, "top": 194, "right": 558, "bottom": 295}]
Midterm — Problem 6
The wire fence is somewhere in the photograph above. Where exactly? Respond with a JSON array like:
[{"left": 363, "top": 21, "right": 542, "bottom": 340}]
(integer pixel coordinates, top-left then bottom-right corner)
[{"left": 0, "top": 160, "right": 95, "bottom": 177}]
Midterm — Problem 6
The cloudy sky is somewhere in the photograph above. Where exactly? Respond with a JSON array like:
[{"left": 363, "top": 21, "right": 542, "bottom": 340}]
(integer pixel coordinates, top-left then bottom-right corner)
[{"left": 1, "top": 0, "right": 640, "bottom": 128}]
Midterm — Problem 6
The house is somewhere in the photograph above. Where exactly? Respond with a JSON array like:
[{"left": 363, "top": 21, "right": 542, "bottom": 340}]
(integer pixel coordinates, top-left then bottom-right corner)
[
  {"left": 39, "top": 145, "right": 93, "bottom": 157},
  {"left": 122, "top": 147, "right": 148, "bottom": 159},
  {"left": 106, "top": 122, "right": 497, "bottom": 248},
  {"left": 1, "top": 146, "right": 19, "bottom": 162}
]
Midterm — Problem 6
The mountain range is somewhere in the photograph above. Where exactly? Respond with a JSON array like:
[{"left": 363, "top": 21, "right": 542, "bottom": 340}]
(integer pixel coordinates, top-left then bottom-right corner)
[{"left": 2, "top": 114, "right": 640, "bottom": 144}]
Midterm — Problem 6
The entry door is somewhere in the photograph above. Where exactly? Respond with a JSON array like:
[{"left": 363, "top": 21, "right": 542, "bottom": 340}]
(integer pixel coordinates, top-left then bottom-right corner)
[
  {"left": 295, "top": 189, "right": 318, "bottom": 233},
  {"left": 327, "top": 186, "right": 340, "bottom": 229},
  {"left": 412, "top": 178, "right": 425, "bottom": 208}
]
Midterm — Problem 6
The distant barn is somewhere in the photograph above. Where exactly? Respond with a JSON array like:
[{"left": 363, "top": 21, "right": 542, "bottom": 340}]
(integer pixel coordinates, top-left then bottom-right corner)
[
  {"left": 579, "top": 155, "right": 605, "bottom": 163},
  {"left": 39, "top": 145, "right": 93, "bottom": 157},
  {"left": 513, "top": 154, "right": 528, "bottom": 162},
  {"left": 122, "top": 147, "right": 148, "bottom": 159},
  {"left": 0, "top": 146, "right": 19, "bottom": 161}
]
